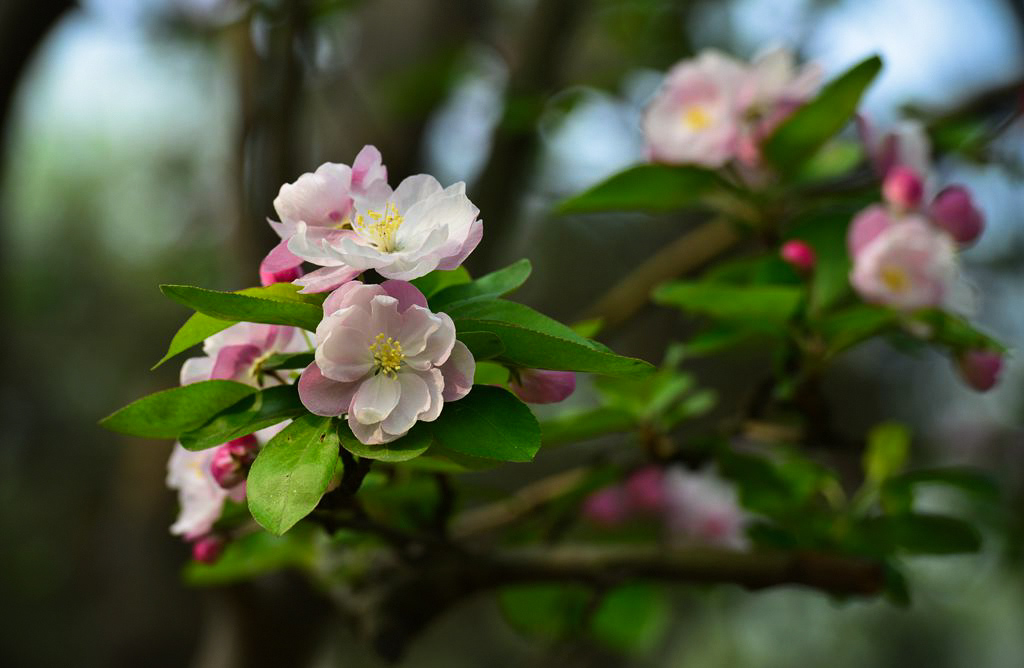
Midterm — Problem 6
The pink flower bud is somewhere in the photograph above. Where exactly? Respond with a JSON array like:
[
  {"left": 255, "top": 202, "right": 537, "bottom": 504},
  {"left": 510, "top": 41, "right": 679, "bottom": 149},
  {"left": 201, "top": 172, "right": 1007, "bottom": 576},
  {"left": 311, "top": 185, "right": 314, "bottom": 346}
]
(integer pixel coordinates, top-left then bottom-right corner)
[
  {"left": 209, "top": 436, "right": 259, "bottom": 490},
  {"left": 929, "top": 186, "right": 984, "bottom": 245},
  {"left": 847, "top": 204, "right": 892, "bottom": 258},
  {"left": 625, "top": 467, "right": 667, "bottom": 514},
  {"left": 780, "top": 240, "right": 816, "bottom": 273},
  {"left": 956, "top": 349, "right": 1004, "bottom": 392},
  {"left": 191, "top": 534, "right": 225, "bottom": 564},
  {"left": 260, "top": 263, "right": 304, "bottom": 287},
  {"left": 510, "top": 370, "right": 576, "bottom": 404},
  {"left": 882, "top": 165, "right": 924, "bottom": 210},
  {"left": 582, "top": 486, "right": 629, "bottom": 527}
]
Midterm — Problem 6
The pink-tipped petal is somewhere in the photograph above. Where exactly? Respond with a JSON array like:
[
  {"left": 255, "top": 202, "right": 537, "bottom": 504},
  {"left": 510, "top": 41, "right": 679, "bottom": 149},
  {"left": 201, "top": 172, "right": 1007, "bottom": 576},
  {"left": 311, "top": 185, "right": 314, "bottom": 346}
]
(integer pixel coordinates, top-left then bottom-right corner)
[
  {"left": 380, "top": 280, "right": 429, "bottom": 312},
  {"left": 847, "top": 204, "right": 892, "bottom": 257},
  {"left": 439, "top": 340, "right": 475, "bottom": 402},
  {"left": 298, "top": 363, "right": 358, "bottom": 416},
  {"left": 261, "top": 238, "right": 305, "bottom": 274},
  {"left": 210, "top": 344, "right": 262, "bottom": 381},
  {"left": 294, "top": 265, "right": 362, "bottom": 294},
  {"left": 436, "top": 218, "right": 484, "bottom": 270}
]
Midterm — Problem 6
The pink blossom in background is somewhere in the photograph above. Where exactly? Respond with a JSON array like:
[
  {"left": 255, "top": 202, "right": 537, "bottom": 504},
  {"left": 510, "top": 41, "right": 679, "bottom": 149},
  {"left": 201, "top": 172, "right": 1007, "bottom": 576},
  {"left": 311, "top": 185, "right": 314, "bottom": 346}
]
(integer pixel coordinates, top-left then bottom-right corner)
[
  {"left": 298, "top": 280, "right": 474, "bottom": 444},
  {"left": 929, "top": 185, "right": 985, "bottom": 246},
  {"left": 288, "top": 174, "right": 482, "bottom": 284},
  {"left": 582, "top": 486, "right": 630, "bottom": 527},
  {"left": 624, "top": 467, "right": 667, "bottom": 514},
  {"left": 509, "top": 369, "right": 576, "bottom": 404},
  {"left": 858, "top": 116, "right": 932, "bottom": 180},
  {"left": 663, "top": 467, "right": 747, "bottom": 550},
  {"left": 179, "top": 322, "right": 308, "bottom": 387},
  {"left": 956, "top": 349, "right": 1004, "bottom": 392},
  {"left": 166, "top": 444, "right": 246, "bottom": 540},
  {"left": 850, "top": 216, "right": 957, "bottom": 311},
  {"left": 847, "top": 204, "right": 893, "bottom": 257},
  {"left": 882, "top": 165, "right": 924, "bottom": 211},
  {"left": 191, "top": 534, "right": 225, "bottom": 564},
  {"left": 780, "top": 240, "right": 816, "bottom": 273},
  {"left": 259, "top": 262, "right": 304, "bottom": 287},
  {"left": 261, "top": 145, "right": 388, "bottom": 293},
  {"left": 643, "top": 50, "right": 746, "bottom": 167},
  {"left": 209, "top": 435, "right": 260, "bottom": 489}
]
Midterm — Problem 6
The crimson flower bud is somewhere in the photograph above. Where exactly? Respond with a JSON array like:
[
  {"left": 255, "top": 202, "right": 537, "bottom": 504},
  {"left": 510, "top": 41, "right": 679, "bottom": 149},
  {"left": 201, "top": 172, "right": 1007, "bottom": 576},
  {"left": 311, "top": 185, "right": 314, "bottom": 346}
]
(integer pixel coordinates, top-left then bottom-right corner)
[
  {"left": 882, "top": 165, "right": 924, "bottom": 210},
  {"left": 956, "top": 349, "right": 1004, "bottom": 392},
  {"left": 780, "top": 240, "right": 816, "bottom": 273},
  {"left": 929, "top": 185, "right": 984, "bottom": 246},
  {"left": 209, "top": 436, "right": 259, "bottom": 490},
  {"left": 191, "top": 534, "right": 225, "bottom": 564},
  {"left": 510, "top": 369, "right": 576, "bottom": 404}
]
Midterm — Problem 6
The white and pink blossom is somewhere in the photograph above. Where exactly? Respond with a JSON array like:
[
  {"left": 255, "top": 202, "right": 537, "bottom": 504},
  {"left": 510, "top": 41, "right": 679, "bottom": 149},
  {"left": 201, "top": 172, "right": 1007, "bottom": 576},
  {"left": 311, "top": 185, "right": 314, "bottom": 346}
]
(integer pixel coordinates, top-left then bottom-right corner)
[
  {"left": 166, "top": 444, "right": 246, "bottom": 540},
  {"left": 261, "top": 145, "right": 388, "bottom": 293},
  {"left": 297, "top": 280, "right": 474, "bottom": 444},
  {"left": 663, "top": 467, "right": 747, "bottom": 550},
  {"left": 179, "top": 323, "right": 307, "bottom": 387},
  {"left": 850, "top": 216, "right": 957, "bottom": 311}
]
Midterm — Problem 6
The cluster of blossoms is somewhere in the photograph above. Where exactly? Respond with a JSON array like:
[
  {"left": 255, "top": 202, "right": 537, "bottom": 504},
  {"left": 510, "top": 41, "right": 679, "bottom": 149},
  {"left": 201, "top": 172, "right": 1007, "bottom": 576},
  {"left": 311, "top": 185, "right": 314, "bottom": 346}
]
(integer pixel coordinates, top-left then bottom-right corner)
[
  {"left": 582, "top": 467, "right": 748, "bottom": 549},
  {"left": 167, "top": 147, "right": 577, "bottom": 559},
  {"left": 644, "top": 48, "right": 822, "bottom": 168}
]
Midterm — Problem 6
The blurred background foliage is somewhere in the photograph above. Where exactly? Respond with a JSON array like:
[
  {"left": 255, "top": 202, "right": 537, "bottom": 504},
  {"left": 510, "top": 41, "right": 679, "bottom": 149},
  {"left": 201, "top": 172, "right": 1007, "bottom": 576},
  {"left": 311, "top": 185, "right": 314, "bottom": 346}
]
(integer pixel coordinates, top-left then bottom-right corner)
[{"left": 1, "top": 0, "right": 1024, "bottom": 666}]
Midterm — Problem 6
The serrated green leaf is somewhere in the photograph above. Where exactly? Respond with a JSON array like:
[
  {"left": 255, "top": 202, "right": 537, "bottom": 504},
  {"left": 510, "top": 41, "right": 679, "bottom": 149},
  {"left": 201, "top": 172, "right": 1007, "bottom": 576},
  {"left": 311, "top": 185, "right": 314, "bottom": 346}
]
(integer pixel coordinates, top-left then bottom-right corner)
[
  {"left": 764, "top": 55, "right": 883, "bottom": 171},
  {"left": 336, "top": 420, "right": 432, "bottom": 462},
  {"left": 653, "top": 282, "right": 803, "bottom": 323},
  {"left": 557, "top": 164, "right": 721, "bottom": 214},
  {"left": 430, "top": 259, "right": 532, "bottom": 309},
  {"left": 100, "top": 380, "right": 259, "bottom": 439},
  {"left": 152, "top": 284, "right": 324, "bottom": 368},
  {"left": 179, "top": 384, "right": 306, "bottom": 451},
  {"left": 160, "top": 284, "right": 324, "bottom": 332},
  {"left": 247, "top": 415, "right": 340, "bottom": 535},
  {"left": 430, "top": 386, "right": 540, "bottom": 462},
  {"left": 457, "top": 331, "right": 505, "bottom": 360}
]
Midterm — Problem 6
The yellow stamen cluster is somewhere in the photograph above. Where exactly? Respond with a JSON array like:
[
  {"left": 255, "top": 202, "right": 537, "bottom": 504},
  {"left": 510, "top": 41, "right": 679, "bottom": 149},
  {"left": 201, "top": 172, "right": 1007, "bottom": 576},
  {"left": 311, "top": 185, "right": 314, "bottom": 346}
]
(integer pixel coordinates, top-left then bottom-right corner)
[
  {"left": 353, "top": 202, "right": 404, "bottom": 252},
  {"left": 682, "top": 106, "right": 712, "bottom": 131},
  {"left": 369, "top": 332, "right": 404, "bottom": 376},
  {"left": 880, "top": 266, "right": 910, "bottom": 293}
]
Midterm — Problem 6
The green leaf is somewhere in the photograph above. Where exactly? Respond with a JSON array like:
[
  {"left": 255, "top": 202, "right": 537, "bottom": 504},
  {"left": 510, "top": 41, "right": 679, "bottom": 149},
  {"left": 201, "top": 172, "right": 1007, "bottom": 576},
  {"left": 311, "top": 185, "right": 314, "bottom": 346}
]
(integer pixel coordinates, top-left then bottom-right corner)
[
  {"left": 863, "top": 421, "right": 910, "bottom": 485},
  {"left": 100, "top": 380, "right": 259, "bottom": 439},
  {"left": 247, "top": 415, "right": 340, "bottom": 535},
  {"left": 152, "top": 284, "right": 324, "bottom": 368},
  {"left": 430, "top": 386, "right": 540, "bottom": 462},
  {"left": 541, "top": 407, "right": 636, "bottom": 446},
  {"left": 557, "top": 164, "right": 722, "bottom": 214},
  {"left": 448, "top": 299, "right": 654, "bottom": 377},
  {"left": 884, "top": 468, "right": 1001, "bottom": 504},
  {"left": 785, "top": 211, "right": 854, "bottom": 312},
  {"left": 764, "top": 55, "right": 883, "bottom": 171},
  {"left": 855, "top": 513, "right": 981, "bottom": 555},
  {"left": 653, "top": 282, "right": 803, "bottom": 324},
  {"left": 457, "top": 331, "right": 505, "bottom": 360},
  {"left": 430, "top": 259, "right": 532, "bottom": 309},
  {"left": 817, "top": 305, "right": 897, "bottom": 357},
  {"left": 590, "top": 584, "right": 670, "bottom": 655},
  {"left": 184, "top": 528, "right": 316, "bottom": 586},
  {"left": 336, "top": 420, "right": 432, "bottom": 462},
  {"left": 916, "top": 310, "right": 1007, "bottom": 353},
  {"left": 499, "top": 584, "right": 591, "bottom": 641},
  {"left": 160, "top": 284, "right": 324, "bottom": 332},
  {"left": 258, "top": 351, "right": 315, "bottom": 372},
  {"left": 410, "top": 267, "right": 471, "bottom": 298},
  {"left": 179, "top": 384, "right": 306, "bottom": 451}
]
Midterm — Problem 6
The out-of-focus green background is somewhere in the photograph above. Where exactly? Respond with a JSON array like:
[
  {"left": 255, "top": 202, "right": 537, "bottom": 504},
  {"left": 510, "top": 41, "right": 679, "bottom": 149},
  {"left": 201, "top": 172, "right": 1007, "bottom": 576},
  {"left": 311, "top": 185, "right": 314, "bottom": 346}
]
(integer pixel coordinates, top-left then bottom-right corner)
[{"left": 1, "top": 1, "right": 1023, "bottom": 666}]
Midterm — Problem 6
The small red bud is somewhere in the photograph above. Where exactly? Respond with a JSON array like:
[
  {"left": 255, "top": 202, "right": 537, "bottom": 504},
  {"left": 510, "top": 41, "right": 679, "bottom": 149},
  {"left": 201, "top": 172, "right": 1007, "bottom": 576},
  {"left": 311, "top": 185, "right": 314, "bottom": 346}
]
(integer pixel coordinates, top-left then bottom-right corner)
[
  {"left": 780, "top": 240, "right": 816, "bottom": 273},
  {"left": 209, "top": 436, "right": 259, "bottom": 489},
  {"left": 191, "top": 534, "right": 225, "bottom": 564},
  {"left": 882, "top": 165, "right": 924, "bottom": 210},
  {"left": 956, "top": 349, "right": 1004, "bottom": 392},
  {"left": 930, "top": 185, "right": 984, "bottom": 246}
]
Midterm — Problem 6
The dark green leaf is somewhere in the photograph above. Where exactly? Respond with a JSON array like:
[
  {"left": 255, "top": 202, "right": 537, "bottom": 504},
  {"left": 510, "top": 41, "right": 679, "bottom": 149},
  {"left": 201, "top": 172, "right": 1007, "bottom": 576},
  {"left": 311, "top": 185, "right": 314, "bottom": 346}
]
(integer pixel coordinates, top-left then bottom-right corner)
[
  {"left": 430, "top": 259, "right": 532, "bottom": 309},
  {"left": 557, "top": 164, "right": 722, "bottom": 214},
  {"left": 430, "top": 386, "right": 541, "bottom": 462},
  {"left": 541, "top": 407, "right": 636, "bottom": 446},
  {"left": 337, "top": 420, "right": 432, "bottom": 462},
  {"left": 499, "top": 584, "right": 591, "bottom": 641},
  {"left": 590, "top": 584, "right": 670, "bottom": 654},
  {"left": 100, "top": 380, "right": 258, "bottom": 439},
  {"left": 855, "top": 513, "right": 981, "bottom": 555},
  {"left": 179, "top": 384, "right": 306, "bottom": 451},
  {"left": 247, "top": 415, "right": 340, "bottom": 535},
  {"left": 457, "top": 331, "right": 505, "bottom": 360},
  {"left": 410, "top": 267, "right": 471, "bottom": 298},
  {"left": 916, "top": 310, "right": 1007, "bottom": 353},
  {"left": 764, "top": 55, "right": 883, "bottom": 171},
  {"left": 884, "top": 468, "right": 1001, "bottom": 504},
  {"left": 259, "top": 351, "right": 315, "bottom": 372},
  {"left": 653, "top": 282, "right": 803, "bottom": 323},
  {"left": 818, "top": 305, "right": 897, "bottom": 357},
  {"left": 160, "top": 284, "right": 324, "bottom": 332}
]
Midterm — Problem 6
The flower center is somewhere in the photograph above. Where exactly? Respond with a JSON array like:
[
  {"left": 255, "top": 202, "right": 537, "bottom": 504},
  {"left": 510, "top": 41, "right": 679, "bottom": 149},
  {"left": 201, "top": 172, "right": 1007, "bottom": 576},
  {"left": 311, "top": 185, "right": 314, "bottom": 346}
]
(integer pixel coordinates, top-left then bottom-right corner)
[
  {"left": 369, "top": 332, "right": 404, "bottom": 376},
  {"left": 354, "top": 202, "right": 403, "bottom": 252},
  {"left": 682, "top": 106, "right": 711, "bottom": 131},
  {"left": 880, "top": 266, "right": 909, "bottom": 293}
]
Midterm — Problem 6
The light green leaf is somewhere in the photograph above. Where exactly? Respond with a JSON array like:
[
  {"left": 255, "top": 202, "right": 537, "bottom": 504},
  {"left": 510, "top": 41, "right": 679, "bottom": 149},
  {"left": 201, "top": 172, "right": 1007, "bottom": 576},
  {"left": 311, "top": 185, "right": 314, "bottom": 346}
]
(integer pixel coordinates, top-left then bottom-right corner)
[
  {"left": 184, "top": 528, "right": 317, "bottom": 586},
  {"left": 864, "top": 421, "right": 910, "bottom": 484},
  {"left": 100, "top": 380, "right": 259, "bottom": 439},
  {"left": 160, "top": 284, "right": 324, "bottom": 332},
  {"left": 764, "top": 55, "right": 883, "bottom": 171},
  {"left": 410, "top": 267, "right": 471, "bottom": 298},
  {"left": 590, "top": 584, "right": 670, "bottom": 655},
  {"left": 430, "top": 259, "right": 532, "bottom": 309},
  {"left": 247, "top": 415, "right": 340, "bottom": 535},
  {"left": 557, "top": 164, "right": 722, "bottom": 214},
  {"left": 336, "top": 420, "right": 432, "bottom": 462},
  {"left": 179, "top": 384, "right": 306, "bottom": 451},
  {"left": 430, "top": 386, "right": 541, "bottom": 462},
  {"left": 653, "top": 282, "right": 803, "bottom": 323}
]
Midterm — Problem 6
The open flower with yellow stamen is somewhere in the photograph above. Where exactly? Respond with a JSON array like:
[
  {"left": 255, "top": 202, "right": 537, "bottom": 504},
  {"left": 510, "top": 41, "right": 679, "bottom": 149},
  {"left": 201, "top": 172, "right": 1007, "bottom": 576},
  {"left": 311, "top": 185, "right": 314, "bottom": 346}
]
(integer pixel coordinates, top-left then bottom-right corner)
[
  {"left": 298, "top": 280, "right": 475, "bottom": 444},
  {"left": 288, "top": 174, "right": 483, "bottom": 283}
]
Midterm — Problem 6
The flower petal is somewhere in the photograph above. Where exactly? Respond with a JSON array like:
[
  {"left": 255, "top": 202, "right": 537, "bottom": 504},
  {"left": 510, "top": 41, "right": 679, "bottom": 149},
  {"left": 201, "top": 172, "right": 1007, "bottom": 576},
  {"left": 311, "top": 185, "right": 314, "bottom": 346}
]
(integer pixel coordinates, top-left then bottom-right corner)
[
  {"left": 317, "top": 326, "right": 375, "bottom": 382},
  {"left": 351, "top": 373, "right": 402, "bottom": 425},
  {"left": 294, "top": 265, "right": 363, "bottom": 294},
  {"left": 380, "top": 371, "right": 432, "bottom": 436},
  {"left": 439, "top": 340, "right": 474, "bottom": 402},
  {"left": 298, "top": 363, "right": 359, "bottom": 417}
]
